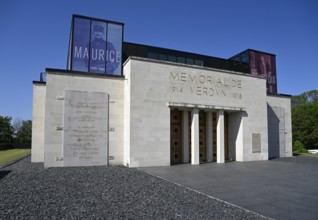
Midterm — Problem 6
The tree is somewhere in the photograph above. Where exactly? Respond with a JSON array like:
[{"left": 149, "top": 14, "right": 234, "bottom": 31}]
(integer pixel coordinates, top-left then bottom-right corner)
[
  {"left": 293, "top": 140, "right": 307, "bottom": 154},
  {"left": 291, "top": 90, "right": 318, "bottom": 108},
  {"left": 292, "top": 90, "right": 318, "bottom": 150},
  {"left": 12, "top": 118, "right": 23, "bottom": 139},
  {"left": 0, "top": 116, "right": 13, "bottom": 144},
  {"left": 15, "top": 120, "right": 32, "bottom": 145}
]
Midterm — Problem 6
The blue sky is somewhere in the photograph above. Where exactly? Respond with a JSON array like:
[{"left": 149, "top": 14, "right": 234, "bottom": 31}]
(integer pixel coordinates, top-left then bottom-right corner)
[{"left": 0, "top": 0, "right": 317, "bottom": 120}]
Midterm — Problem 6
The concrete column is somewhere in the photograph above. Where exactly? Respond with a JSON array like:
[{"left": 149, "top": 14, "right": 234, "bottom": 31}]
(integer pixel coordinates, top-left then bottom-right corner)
[
  {"left": 206, "top": 111, "right": 213, "bottom": 162},
  {"left": 217, "top": 110, "right": 225, "bottom": 163},
  {"left": 182, "top": 110, "right": 189, "bottom": 163},
  {"left": 235, "top": 112, "right": 244, "bottom": 162},
  {"left": 191, "top": 108, "right": 199, "bottom": 165}
]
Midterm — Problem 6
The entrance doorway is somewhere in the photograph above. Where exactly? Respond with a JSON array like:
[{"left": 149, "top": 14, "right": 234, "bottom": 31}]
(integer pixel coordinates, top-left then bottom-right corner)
[
  {"left": 170, "top": 109, "right": 229, "bottom": 165},
  {"left": 170, "top": 110, "right": 182, "bottom": 164}
]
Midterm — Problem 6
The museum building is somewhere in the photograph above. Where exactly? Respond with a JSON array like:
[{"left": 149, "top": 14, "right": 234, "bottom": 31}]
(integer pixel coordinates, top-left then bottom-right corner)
[{"left": 31, "top": 15, "right": 292, "bottom": 168}]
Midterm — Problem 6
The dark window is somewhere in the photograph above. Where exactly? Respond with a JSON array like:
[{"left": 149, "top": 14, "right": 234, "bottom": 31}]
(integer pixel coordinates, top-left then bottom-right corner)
[
  {"left": 195, "top": 59, "right": 203, "bottom": 66},
  {"left": 148, "top": 52, "right": 158, "bottom": 59},
  {"left": 177, "top": 57, "right": 185, "bottom": 63},
  {"left": 186, "top": 58, "right": 194, "bottom": 65},
  {"left": 168, "top": 55, "right": 177, "bottom": 62},
  {"left": 158, "top": 54, "right": 167, "bottom": 60},
  {"left": 241, "top": 52, "right": 249, "bottom": 63},
  {"left": 232, "top": 55, "right": 240, "bottom": 62}
]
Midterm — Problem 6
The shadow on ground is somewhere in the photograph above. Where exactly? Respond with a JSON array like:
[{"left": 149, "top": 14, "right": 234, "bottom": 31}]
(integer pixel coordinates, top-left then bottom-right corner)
[{"left": 0, "top": 170, "right": 11, "bottom": 180}]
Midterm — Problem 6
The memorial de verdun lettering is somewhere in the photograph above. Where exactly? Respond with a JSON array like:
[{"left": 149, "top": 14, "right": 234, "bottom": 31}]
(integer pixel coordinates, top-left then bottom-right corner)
[
  {"left": 170, "top": 72, "right": 242, "bottom": 99},
  {"left": 32, "top": 15, "right": 292, "bottom": 168}
]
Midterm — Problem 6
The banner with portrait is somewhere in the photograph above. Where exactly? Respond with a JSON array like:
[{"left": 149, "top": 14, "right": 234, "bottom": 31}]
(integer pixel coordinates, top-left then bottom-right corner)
[{"left": 69, "top": 15, "right": 123, "bottom": 76}]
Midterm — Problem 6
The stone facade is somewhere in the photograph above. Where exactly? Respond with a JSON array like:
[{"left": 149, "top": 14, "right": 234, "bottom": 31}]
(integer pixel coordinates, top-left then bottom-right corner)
[
  {"left": 34, "top": 70, "right": 124, "bottom": 167},
  {"left": 31, "top": 82, "right": 46, "bottom": 162},
  {"left": 124, "top": 57, "right": 270, "bottom": 167},
  {"left": 267, "top": 95, "right": 293, "bottom": 158},
  {"left": 32, "top": 57, "right": 292, "bottom": 168}
]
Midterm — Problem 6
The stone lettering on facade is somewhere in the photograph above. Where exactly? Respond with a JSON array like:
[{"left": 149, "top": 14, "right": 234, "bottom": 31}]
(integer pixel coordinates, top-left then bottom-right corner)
[{"left": 169, "top": 72, "right": 242, "bottom": 99}]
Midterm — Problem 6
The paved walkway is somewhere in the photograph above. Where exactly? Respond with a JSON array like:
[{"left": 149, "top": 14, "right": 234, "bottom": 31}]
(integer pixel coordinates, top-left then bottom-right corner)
[{"left": 140, "top": 158, "right": 318, "bottom": 220}]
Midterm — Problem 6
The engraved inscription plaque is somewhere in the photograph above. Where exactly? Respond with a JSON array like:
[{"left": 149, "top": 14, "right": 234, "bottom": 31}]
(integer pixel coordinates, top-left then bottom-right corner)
[
  {"left": 252, "top": 133, "right": 261, "bottom": 153},
  {"left": 63, "top": 90, "right": 109, "bottom": 166}
]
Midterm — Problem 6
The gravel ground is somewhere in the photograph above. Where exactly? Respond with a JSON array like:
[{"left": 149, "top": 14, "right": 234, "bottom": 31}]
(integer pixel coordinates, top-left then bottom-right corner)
[
  {"left": 0, "top": 157, "right": 269, "bottom": 220},
  {"left": 270, "top": 155, "right": 318, "bottom": 165}
]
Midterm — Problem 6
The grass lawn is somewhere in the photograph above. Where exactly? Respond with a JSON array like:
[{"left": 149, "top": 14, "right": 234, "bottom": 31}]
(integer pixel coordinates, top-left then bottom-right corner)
[{"left": 0, "top": 149, "right": 31, "bottom": 166}]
